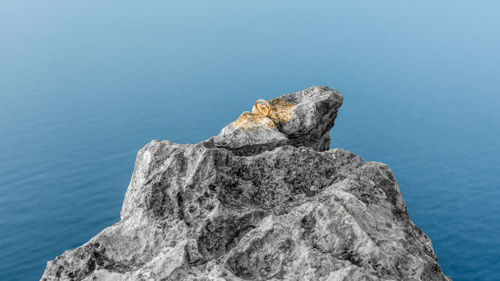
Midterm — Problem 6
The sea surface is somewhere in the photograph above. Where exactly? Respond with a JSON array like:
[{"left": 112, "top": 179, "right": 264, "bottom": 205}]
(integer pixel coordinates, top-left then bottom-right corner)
[{"left": 1, "top": 1, "right": 499, "bottom": 280}]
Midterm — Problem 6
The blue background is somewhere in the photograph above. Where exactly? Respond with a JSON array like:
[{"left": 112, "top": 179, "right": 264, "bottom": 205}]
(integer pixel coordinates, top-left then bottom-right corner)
[{"left": 1, "top": 1, "right": 499, "bottom": 280}]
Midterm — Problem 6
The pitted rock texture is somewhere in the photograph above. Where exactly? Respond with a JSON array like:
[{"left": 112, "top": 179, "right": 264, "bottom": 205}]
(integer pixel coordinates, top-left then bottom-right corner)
[{"left": 41, "top": 86, "right": 451, "bottom": 281}]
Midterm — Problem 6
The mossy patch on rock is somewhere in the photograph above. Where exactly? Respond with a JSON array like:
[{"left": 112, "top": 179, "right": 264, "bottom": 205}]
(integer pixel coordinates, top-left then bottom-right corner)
[
  {"left": 234, "top": 97, "right": 296, "bottom": 130},
  {"left": 233, "top": 112, "right": 276, "bottom": 130},
  {"left": 266, "top": 97, "right": 296, "bottom": 126}
]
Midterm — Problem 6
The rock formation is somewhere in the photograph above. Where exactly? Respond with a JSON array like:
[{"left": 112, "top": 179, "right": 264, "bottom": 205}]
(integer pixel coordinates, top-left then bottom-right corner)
[{"left": 41, "top": 86, "right": 451, "bottom": 281}]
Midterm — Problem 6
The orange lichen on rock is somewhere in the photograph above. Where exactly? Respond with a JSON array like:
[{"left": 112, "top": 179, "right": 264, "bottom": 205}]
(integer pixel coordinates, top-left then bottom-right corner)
[
  {"left": 234, "top": 98, "right": 296, "bottom": 130},
  {"left": 268, "top": 98, "right": 295, "bottom": 125},
  {"left": 233, "top": 112, "right": 276, "bottom": 130}
]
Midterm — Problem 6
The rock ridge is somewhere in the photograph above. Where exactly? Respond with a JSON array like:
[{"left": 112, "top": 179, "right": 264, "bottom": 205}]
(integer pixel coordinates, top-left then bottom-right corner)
[{"left": 41, "top": 86, "right": 451, "bottom": 281}]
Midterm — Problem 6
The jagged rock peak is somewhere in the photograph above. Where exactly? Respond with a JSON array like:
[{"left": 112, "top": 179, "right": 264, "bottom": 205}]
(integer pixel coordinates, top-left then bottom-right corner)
[
  {"left": 41, "top": 86, "right": 451, "bottom": 281},
  {"left": 210, "top": 86, "right": 343, "bottom": 154}
]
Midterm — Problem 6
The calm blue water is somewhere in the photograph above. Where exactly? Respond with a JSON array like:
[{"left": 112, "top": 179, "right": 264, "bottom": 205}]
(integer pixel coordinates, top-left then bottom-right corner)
[{"left": 1, "top": 1, "right": 499, "bottom": 280}]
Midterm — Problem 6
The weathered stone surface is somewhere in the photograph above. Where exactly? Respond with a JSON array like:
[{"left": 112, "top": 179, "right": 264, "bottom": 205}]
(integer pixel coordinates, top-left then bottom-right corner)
[
  {"left": 41, "top": 86, "right": 451, "bottom": 281},
  {"left": 212, "top": 86, "right": 342, "bottom": 154}
]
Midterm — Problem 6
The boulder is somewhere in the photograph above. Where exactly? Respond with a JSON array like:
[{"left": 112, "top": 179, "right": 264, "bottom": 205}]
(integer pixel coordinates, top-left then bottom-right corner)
[{"left": 41, "top": 86, "right": 451, "bottom": 281}]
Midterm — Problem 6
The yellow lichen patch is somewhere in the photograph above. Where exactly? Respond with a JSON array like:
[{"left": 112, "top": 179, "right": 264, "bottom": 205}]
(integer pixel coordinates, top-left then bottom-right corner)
[
  {"left": 267, "top": 98, "right": 296, "bottom": 125},
  {"left": 233, "top": 112, "right": 276, "bottom": 130},
  {"left": 234, "top": 98, "right": 295, "bottom": 130}
]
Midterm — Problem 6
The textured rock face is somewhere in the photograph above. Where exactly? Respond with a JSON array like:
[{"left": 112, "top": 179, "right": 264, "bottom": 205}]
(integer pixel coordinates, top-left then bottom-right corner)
[{"left": 41, "top": 86, "right": 451, "bottom": 281}]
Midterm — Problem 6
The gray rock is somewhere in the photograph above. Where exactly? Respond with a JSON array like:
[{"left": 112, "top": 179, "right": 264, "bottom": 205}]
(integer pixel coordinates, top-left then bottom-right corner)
[
  {"left": 41, "top": 86, "right": 451, "bottom": 281},
  {"left": 212, "top": 86, "right": 342, "bottom": 154}
]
